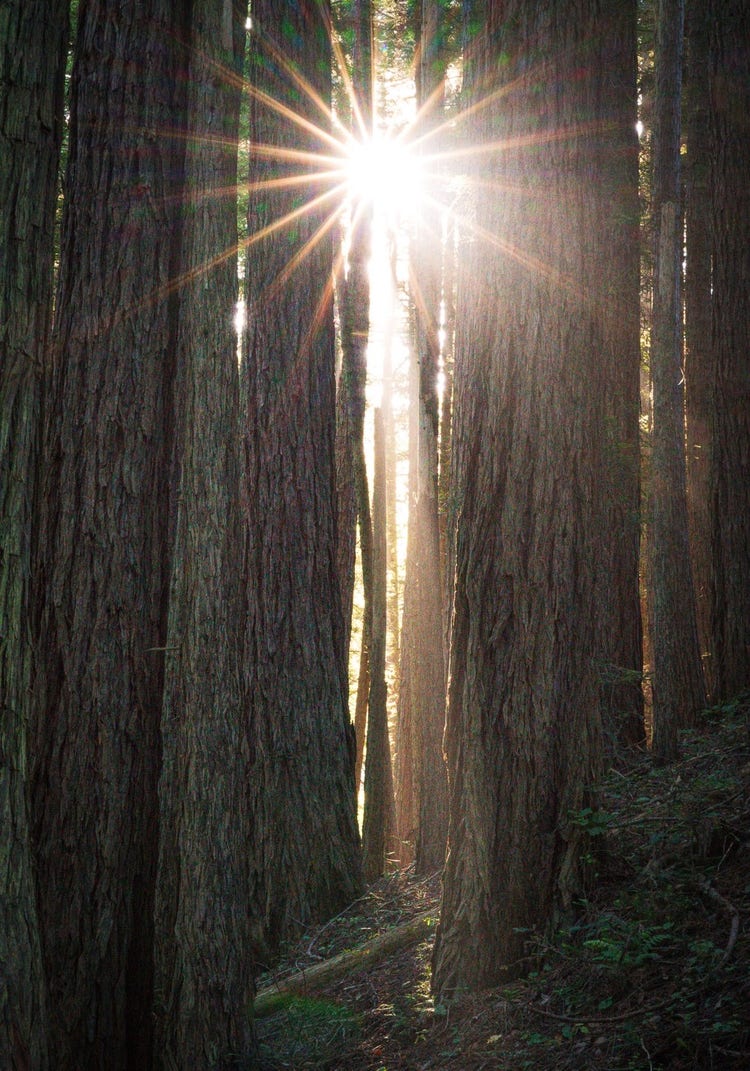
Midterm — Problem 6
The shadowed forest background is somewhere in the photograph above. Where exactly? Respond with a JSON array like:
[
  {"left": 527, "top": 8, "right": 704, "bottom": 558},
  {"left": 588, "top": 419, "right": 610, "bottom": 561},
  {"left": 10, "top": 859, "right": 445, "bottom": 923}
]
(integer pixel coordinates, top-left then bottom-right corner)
[{"left": 1, "top": 0, "right": 748, "bottom": 1068}]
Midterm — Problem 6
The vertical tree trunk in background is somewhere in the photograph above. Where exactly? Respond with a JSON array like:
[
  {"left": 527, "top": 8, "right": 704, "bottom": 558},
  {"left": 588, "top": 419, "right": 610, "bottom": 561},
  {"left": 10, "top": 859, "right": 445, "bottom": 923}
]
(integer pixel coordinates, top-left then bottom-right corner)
[
  {"left": 340, "top": 0, "right": 376, "bottom": 798},
  {"left": 382, "top": 244, "right": 401, "bottom": 698},
  {"left": 438, "top": 212, "right": 456, "bottom": 659},
  {"left": 362, "top": 410, "right": 397, "bottom": 880},
  {"left": 336, "top": 364, "right": 358, "bottom": 665},
  {"left": 395, "top": 0, "right": 448, "bottom": 874},
  {"left": 31, "top": 2, "right": 187, "bottom": 1066},
  {"left": 0, "top": 3, "right": 68, "bottom": 1066},
  {"left": 394, "top": 334, "right": 419, "bottom": 861},
  {"left": 244, "top": 0, "right": 361, "bottom": 952},
  {"left": 152, "top": 2, "right": 255, "bottom": 1066},
  {"left": 433, "top": 0, "right": 634, "bottom": 996},
  {"left": 596, "top": 4, "right": 645, "bottom": 753},
  {"left": 708, "top": 1, "right": 750, "bottom": 700},
  {"left": 650, "top": 0, "right": 705, "bottom": 763},
  {"left": 684, "top": 0, "right": 713, "bottom": 693}
]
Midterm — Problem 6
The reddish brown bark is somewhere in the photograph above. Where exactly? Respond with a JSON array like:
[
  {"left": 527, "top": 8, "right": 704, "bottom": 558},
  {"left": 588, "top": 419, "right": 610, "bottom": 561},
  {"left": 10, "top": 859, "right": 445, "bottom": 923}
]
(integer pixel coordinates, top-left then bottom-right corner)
[{"left": 433, "top": 0, "right": 638, "bottom": 995}]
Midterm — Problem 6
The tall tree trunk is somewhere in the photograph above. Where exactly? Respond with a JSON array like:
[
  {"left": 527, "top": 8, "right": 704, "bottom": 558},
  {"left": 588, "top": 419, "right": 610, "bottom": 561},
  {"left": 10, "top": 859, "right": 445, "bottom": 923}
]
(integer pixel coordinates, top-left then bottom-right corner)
[
  {"left": 339, "top": 0, "right": 375, "bottom": 801},
  {"left": 650, "top": 0, "right": 705, "bottom": 763},
  {"left": 31, "top": 2, "right": 187, "bottom": 1065},
  {"left": 708, "top": 0, "right": 750, "bottom": 700},
  {"left": 336, "top": 348, "right": 358, "bottom": 667},
  {"left": 596, "top": 6, "right": 645, "bottom": 753},
  {"left": 432, "top": 0, "right": 636, "bottom": 997},
  {"left": 684, "top": 0, "right": 713, "bottom": 694},
  {"left": 382, "top": 242, "right": 401, "bottom": 698},
  {"left": 362, "top": 410, "right": 397, "bottom": 880},
  {"left": 395, "top": 0, "right": 449, "bottom": 874},
  {"left": 0, "top": 3, "right": 68, "bottom": 1066},
  {"left": 244, "top": 0, "right": 362, "bottom": 953},
  {"left": 152, "top": 2, "right": 255, "bottom": 1066},
  {"left": 394, "top": 324, "right": 420, "bottom": 863},
  {"left": 438, "top": 211, "right": 456, "bottom": 662}
]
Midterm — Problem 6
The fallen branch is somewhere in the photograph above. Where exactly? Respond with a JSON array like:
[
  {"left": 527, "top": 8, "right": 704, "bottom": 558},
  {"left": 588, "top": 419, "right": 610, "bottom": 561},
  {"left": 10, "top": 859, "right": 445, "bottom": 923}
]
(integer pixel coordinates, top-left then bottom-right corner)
[
  {"left": 253, "top": 910, "right": 437, "bottom": 1018},
  {"left": 698, "top": 879, "right": 740, "bottom": 967}
]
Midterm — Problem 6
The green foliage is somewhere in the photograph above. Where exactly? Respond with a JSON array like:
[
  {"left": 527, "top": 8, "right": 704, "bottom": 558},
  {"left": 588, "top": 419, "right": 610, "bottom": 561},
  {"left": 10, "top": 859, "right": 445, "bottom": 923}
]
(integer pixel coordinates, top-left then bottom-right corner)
[
  {"left": 580, "top": 916, "right": 676, "bottom": 968},
  {"left": 567, "top": 806, "right": 614, "bottom": 837},
  {"left": 256, "top": 996, "right": 361, "bottom": 1068}
]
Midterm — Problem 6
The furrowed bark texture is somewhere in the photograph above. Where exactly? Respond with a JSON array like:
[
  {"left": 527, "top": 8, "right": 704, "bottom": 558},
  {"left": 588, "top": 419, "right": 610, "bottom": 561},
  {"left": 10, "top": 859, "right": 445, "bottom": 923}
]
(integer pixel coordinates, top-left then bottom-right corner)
[
  {"left": 152, "top": 2, "right": 255, "bottom": 1067},
  {"left": 433, "top": 0, "right": 635, "bottom": 997},
  {"left": 31, "top": 4, "right": 186, "bottom": 1066},
  {"left": 0, "top": 2, "right": 68, "bottom": 1066},
  {"left": 708, "top": 1, "right": 750, "bottom": 700},
  {"left": 650, "top": 0, "right": 705, "bottom": 763},
  {"left": 244, "top": 0, "right": 361, "bottom": 954}
]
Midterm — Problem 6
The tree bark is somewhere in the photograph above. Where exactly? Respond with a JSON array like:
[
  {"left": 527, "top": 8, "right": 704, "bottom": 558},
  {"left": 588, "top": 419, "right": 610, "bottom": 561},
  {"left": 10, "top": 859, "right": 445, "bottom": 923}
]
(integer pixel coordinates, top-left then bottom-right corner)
[
  {"left": 395, "top": 0, "right": 449, "bottom": 874},
  {"left": 0, "top": 3, "right": 68, "bottom": 1066},
  {"left": 650, "top": 0, "right": 706, "bottom": 763},
  {"left": 339, "top": 0, "right": 376, "bottom": 801},
  {"left": 432, "top": 0, "right": 636, "bottom": 997},
  {"left": 152, "top": 2, "right": 255, "bottom": 1066},
  {"left": 32, "top": 3, "right": 187, "bottom": 1065},
  {"left": 708, "top": 0, "right": 750, "bottom": 701},
  {"left": 243, "top": 0, "right": 362, "bottom": 954},
  {"left": 595, "top": 4, "right": 645, "bottom": 753},
  {"left": 362, "top": 410, "right": 397, "bottom": 881},
  {"left": 684, "top": 0, "right": 713, "bottom": 694}
]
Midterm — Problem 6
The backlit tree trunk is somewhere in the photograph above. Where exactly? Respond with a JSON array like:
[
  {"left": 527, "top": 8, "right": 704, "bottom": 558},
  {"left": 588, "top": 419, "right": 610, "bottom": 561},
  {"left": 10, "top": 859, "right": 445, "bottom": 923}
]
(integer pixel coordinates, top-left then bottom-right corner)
[
  {"left": 244, "top": 0, "right": 361, "bottom": 952},
  {"left": 152, "top": 2, "right": 255, "bottom": 1065},
  {"left": 433, "top": 0, "right": 637, "bottom": 996},
  {"left": 395, "top": 0, "right": 449, "bottom": 873},
  {"left": 340, "top": 0, "right": 376, "bottom": 798},
  {"left": 0, "top": 2, "right": 68, "bottom": 1066},
  {"left": 362, "top": 409, "right": 397, "bottom": 880},
  {"left": 708, "top": 0, "right": 750, "bottom": 700}
]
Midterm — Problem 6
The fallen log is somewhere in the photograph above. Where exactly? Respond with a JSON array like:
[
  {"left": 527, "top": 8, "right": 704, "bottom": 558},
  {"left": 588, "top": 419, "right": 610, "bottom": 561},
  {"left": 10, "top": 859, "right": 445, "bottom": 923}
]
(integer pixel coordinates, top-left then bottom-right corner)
[{"left": 253, "top": 909, "right": 437, "bottom": 1018}]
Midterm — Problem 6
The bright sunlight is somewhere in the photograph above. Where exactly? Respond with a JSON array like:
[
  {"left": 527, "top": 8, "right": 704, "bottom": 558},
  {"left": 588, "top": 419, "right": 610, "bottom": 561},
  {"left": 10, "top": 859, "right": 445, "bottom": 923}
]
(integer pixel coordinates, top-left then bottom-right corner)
[{"left": 343, "top": 132, "right": 426, "bottom": 220}]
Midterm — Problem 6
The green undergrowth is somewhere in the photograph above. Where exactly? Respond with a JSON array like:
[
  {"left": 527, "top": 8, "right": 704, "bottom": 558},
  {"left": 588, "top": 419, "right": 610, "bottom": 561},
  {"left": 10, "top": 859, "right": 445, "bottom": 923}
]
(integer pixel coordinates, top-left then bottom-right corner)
[
  {"left": 255, "top": 996, "right": 361, "bottom": 1068},
  {"left": 256, "top": 694, "right": 750, "bottom": 1069}
]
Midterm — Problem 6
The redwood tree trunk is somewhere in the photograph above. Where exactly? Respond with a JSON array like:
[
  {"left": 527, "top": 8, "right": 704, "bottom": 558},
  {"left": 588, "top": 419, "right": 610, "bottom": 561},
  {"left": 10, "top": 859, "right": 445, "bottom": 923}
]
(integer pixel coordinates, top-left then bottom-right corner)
[
  {"left": 362, "top": 410, "right": 397, "bottom": 880},
  {"left": 0, "top": 2, "right": 68, "bottom": 1066},
  {"left": 596, "top": 6, "right": 644, "bottom": 753},
  {"left": 708, "top": 0, "right": 750, "bottom": 700},
  {"left": 244, "top": 0, "right": 362, "bottom": 952},
  {"left": 31, "top": 3, "right": 187, "bottom": 1065},
  {"left": 684, "top": 0, "right": 713, "bottom": 694},
  {"left": 339, "top": 0, "right": 376, "bottom": 800},
  {"left": 432, "top": 0, "right": 637, "bottom": 996},
  {"left": 152, "top": 2, "right": 255, "bottom": 1065},
  {"left": 650, "top": 0, "right": 706, "bottom": 763},
  {"left": 395, "top": 0, "right": 449, "bottom": 874}
]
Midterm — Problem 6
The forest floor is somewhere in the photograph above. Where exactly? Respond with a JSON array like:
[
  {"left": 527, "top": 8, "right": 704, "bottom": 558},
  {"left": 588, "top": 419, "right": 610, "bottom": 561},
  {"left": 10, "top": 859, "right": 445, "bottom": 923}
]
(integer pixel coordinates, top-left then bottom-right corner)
[{"left": 253, "top": 696, "right": 750, "bottom": 1070}]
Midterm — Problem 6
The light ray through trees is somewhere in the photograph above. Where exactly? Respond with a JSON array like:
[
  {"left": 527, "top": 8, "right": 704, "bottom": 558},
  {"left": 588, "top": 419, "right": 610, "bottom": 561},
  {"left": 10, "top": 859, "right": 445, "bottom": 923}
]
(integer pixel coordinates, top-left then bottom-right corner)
[{"left": 99, "top": 15, "right": 624, "bottom": 363}]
